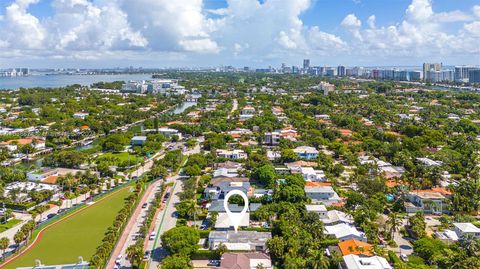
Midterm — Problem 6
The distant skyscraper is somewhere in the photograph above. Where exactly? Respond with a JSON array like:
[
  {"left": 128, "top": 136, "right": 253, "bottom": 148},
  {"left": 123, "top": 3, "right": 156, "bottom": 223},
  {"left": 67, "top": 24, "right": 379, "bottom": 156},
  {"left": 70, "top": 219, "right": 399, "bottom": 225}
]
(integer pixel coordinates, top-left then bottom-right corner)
[
  {"left": 303, "top": 59, "right": 310, "bottom": 69},
  {"left": 337, "top": 66, "right": 346, "bottom": 77},
  {"left": 455, "top": 66, "right": 479, "bottom": 82},
  {"left": 469, "top": 70, "right": 480, "bottom": 83},
  {"left": 423, "top": 63, "right": 442, "bottom": 81}
]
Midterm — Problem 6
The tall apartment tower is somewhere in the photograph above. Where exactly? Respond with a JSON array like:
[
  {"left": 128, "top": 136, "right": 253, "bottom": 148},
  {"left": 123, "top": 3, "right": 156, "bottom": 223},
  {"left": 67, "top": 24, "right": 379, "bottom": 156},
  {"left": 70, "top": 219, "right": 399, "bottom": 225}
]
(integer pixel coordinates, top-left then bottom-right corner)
[
  {"left": 303, "top": 59, "right": 310, "bottom": 69},
  {"left": 337, "top": 66, "right": 346, "bottom": 77},
  {"left": 423, "top": 63, "right": 442, "bottom": 81}
]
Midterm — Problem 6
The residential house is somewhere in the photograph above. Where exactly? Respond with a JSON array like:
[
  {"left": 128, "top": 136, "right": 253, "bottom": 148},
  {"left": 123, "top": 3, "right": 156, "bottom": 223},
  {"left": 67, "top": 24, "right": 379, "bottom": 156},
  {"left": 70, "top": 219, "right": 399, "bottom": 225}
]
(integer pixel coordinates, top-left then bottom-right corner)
[
  {"left": 406, "top": 188, "right": 451, "bottom": 214},
  {"left": 143, "top": 127, "right": 182, "bottom": 140},
  {"left": 210, "top": 177, "right": 249, "bottom": 186},
  {"left": 325, "top": 223, "right": 367, "bottom": 242},
  {"left": 305, "top": 185, "right": 341, "bottom": 205},
  {"left": 208, "top": 231, "right": 271, "bottom": 251},
  {"left": 73, "top": 112, "right": 89, "bottom": 119},
  {"left": 300, "top": 167, "right": 326, "bottom": 182},
  {"left": 0, "top": 137, "right": 46, "bottom": 152},
  {"left": 322, "top": 210, "right": 354, "bottom": 226},
  {"left": 205, "top": 182, "right": 250, "bottom": 200},
  {"left": 215, "top": 212, "right": 250, "bottom": 230},
  {"left": 240, "top": 105, "right": 256, "bottom": 121},
  {"left": 416, "top": 157, "right": 443, "bottom": 167},
  {"left": 338, "top": 239, "right": 373, "bottom": 256},
  {"left": 216, "top": 149, "right": 248, "bottom": 160},
  {"left": 131, "top": 136, "right": 147, "bottom": 146},
  {"left": 305, "top": 204, "right": 327, "bottom": 218},
  {"left": 26, "top": 167, "right": 92, "bottom": 183},
  {"left": 293, "top": 146, "right": 319, "bottom": 160},
  {"left": 218, "top": 252, "right": 273, "bottom": 269},
  {"left": 453, "top": 223, "right": 480, "bottom": 239},
  {"left": 340, "top": 254, "right": 392, "bottom": 269}
]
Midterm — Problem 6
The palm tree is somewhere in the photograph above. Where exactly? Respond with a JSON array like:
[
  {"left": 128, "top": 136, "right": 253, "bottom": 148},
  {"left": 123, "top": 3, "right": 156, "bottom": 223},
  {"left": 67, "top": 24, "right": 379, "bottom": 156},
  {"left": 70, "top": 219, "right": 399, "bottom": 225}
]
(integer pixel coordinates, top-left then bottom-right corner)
[
  {"left": 0, "top": 237, "right": 10, "bottom": 255},
  {"left": 125, "top": 244, "right": 142, "bottom": 267},
  {"left": 13, "top": 231, "right": 25, "bottom": 249},
  {"left": 306, "top": 249, "right": 329, "bottom": 269},
  {"left": 387, "top": 212, "right": 402, "bottom": 241}
]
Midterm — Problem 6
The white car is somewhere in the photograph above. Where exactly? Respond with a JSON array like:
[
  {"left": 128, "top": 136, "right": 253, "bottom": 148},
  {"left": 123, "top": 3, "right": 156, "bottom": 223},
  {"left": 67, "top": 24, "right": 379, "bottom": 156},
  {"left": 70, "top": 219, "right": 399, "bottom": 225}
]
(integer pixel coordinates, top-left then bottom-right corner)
[
  {"left": 149, "top": 232, "right": 156, "bottom": 240},
  {"left": 115, "top": 254, "right": 123, "bottom": 265},
  {"left": 400, "top": 253, "right": 408, "bottom": 262}
]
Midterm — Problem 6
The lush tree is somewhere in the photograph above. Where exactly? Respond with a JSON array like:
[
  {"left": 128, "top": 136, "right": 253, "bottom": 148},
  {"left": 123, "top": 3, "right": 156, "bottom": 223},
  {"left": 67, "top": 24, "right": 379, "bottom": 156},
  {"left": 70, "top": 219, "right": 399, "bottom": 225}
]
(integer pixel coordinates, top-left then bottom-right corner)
[
  {"left": 161, "top": 226, "right": 200, "bottom": 256},
  {"left": 0, "top": 237, "right": 9, "bottom": 254},
  {"left": 161, "top": 254, "right": 193, "bottom": 269},
  {"left": 252, "top": 164, "right": 276, "bottom": 187}
]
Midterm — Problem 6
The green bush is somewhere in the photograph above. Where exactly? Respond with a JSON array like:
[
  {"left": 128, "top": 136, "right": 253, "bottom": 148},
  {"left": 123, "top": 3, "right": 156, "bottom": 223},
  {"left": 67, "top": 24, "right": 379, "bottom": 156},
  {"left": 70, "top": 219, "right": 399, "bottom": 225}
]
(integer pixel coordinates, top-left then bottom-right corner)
[
  {"left": 191, "top": 249, "right": 217, "bottom": 260},
  {"left": 199, "top": 230, "right": 210, "bottom": 238}
]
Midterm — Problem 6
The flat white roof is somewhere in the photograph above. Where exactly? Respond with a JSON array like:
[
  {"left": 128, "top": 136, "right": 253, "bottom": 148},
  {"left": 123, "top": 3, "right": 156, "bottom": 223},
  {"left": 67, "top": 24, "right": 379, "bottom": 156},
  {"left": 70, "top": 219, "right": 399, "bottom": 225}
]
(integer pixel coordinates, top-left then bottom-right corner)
[{"left": 453, "top": 222, "right": 480, "bottom": 233}]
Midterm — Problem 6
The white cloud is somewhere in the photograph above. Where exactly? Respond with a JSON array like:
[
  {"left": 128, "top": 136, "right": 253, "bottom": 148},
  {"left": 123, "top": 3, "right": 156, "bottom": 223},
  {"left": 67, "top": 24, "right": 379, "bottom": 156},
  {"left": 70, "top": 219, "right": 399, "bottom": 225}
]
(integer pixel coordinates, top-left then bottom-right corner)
[
  {"left": 367, "top": 15, "right": 376, "bottom": 28},
  {"left": 341, "top": 14, "right": 362, "bottom": 28},
  {"left": 473, "top": 5, "right": 480, "bottom": 18},
  {"left": 2, "top": 0, "right": 45, "bottom": 49},
  {"left": 0, "top": 0, "right": 478, "bottom": 65},
  {"left": 340, "top": 0, "right": 480, "bottom": 59}
]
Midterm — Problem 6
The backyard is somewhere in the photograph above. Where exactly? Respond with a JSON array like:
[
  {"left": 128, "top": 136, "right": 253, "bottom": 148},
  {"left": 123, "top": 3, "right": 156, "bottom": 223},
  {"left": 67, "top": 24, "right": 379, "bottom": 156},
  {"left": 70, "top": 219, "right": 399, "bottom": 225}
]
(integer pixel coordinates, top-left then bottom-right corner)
[{"left": 3, "top": 186, "right": 132, "bottom": 268}]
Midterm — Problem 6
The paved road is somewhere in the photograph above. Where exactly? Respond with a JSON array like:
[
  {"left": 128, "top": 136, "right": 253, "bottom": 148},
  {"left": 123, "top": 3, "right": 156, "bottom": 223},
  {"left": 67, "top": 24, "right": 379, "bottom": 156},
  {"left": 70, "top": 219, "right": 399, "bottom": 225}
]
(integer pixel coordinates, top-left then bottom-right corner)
[
  {"left": 387, "top": 218, "right": 413, "bottom": 256},
  {"left": 106, "top": 180, "right": 164, "bottom": 269},
  {"left": 105, "top": 142, "right": 182, "bottom": 269},
  {"left": 147, "top": 175, "right": 182, "bottom": 269},
  {"left": 147, "top": 140, "right": 201, "bottom": 269}
]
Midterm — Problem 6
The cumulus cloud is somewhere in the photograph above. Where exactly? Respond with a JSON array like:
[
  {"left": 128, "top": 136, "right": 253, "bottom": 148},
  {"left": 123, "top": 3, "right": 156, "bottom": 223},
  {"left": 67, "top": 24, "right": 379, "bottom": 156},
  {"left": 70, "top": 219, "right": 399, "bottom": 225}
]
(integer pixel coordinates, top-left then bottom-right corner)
[
  {"left": 2, "top": 0, "right": 45, "bottom": 49},
  {"left": 0, "top": 0, "right": 478, "bottom": 65},
  {"left": 339, "top": 0, "right": 480, "bottom": 58}
]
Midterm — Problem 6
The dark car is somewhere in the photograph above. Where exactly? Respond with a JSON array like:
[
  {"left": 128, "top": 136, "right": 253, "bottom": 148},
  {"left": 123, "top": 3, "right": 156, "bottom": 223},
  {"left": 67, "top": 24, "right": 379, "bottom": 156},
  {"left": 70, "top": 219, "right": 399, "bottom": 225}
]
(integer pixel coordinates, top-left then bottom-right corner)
[
  {"left": 47, "top": 213, "right": 56, "bottom": 219},
  {"left": 142, "top": 202, "right": 148, "bottom": 208}
]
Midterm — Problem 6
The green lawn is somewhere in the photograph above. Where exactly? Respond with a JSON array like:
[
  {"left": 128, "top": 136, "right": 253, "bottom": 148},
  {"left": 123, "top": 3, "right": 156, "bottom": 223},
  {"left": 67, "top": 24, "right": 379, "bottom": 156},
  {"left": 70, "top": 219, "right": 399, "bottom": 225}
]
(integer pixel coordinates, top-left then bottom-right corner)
[
  {"left": 0, "top": 219, "right": 22, "bottom": 233},
  {"left": 5, "top": 187, "right": 131, "bottom": 268},
  {"left": 97, "top": 152, "right": 143, "bottom": 164}
]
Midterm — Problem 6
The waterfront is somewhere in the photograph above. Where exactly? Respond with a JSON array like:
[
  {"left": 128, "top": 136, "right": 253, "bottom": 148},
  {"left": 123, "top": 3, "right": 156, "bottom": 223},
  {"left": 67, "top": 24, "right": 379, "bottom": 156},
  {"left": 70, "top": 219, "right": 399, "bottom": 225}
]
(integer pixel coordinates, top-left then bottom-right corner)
[{"left": 0, "top": 74, "right": 154, "bottom": 90}]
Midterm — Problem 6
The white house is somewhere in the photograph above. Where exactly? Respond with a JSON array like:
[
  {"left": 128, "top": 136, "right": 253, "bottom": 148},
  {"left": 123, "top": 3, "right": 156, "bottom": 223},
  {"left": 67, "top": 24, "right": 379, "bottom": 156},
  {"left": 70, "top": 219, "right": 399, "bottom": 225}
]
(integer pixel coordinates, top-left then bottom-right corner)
[
  {"left": 305, "top": 204, "right": 327, "bottom": 218},
  {"left": 325, "top": 223, "right": 367, "bottom": 242},
  {"left": 208, "top": 231, "right": 271, "bottom": 251},
  {"left": 300, "top": 167, "right": 326, "bottom": 182},
  {"left": 73, "top": 112, "right": 89, "bottom": 119},
  {"left": 340, "top": 254, "right": 392, "bottom": 269},
  {"left": 216, "top": 149, "right": 248, "bottom": 160},
  {"left": 322, "top": 210, "right": 354, "bottom": 226},
  {"left": 305, "top": 185, "right": 341, "bottom": 205},
  {"left": 453, "top": 223, "right": 480, "bottom": 239},
  {"left": 293, "top": 146, "right": 319, "bottom": 160}
]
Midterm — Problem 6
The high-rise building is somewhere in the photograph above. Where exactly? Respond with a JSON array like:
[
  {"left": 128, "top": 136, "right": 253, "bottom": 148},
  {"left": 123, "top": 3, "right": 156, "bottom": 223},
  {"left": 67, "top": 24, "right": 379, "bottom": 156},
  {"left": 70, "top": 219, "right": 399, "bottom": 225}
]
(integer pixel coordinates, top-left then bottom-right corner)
[
  {"left": 425, "top": 70, "right": 454, "bottom": 83},
  {"left": 455, "top": 66, "right": 480, "bottom": 82},
  {"left": 423, "top": 63, "right": 442, "bottom": 81},
  {"left": 469, "top": 70, "right": 480, "bottom": 83},
  {"left": 408, "top": 71, "right": 422, "bottom": 81},
  {"left": 325, "top": 68, "right": 336, "bottom": 77},
  {"left": 303, "top": 59, "right": 310, "bottom": 69},
  {"left": 337, "top": 66, "right": 346, "bottom": 77}
]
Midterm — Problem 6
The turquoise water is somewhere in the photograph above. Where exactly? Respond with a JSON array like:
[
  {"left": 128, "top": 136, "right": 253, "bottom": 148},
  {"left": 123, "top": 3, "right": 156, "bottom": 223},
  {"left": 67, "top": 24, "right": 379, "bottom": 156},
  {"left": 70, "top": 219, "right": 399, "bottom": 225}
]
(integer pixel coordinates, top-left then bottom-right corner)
[{"left": 0, "top": 74, "right": 153, "bottom": 90}]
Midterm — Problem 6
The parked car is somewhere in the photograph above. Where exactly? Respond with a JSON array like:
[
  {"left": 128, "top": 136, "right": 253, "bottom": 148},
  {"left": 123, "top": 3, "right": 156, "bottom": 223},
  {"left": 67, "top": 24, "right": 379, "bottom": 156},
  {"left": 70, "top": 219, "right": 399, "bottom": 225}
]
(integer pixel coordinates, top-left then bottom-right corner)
[
  {"left": 400, "top": 254, "right": 409, "bottom": 262},
  {"left": 149, "top": 232, "right": 156, "bottom": 240},
  {"left": 208, "top": 260, "right": 220, "bottom": 266},
  {"left": 115, "top": 254, "right": 123, "bottom": 265},
  {"left": 143, "top": 250, "right": 150, "bottom": 259},
  {"left": 142, "top": 202, "right": 148, "bottom": 208}
]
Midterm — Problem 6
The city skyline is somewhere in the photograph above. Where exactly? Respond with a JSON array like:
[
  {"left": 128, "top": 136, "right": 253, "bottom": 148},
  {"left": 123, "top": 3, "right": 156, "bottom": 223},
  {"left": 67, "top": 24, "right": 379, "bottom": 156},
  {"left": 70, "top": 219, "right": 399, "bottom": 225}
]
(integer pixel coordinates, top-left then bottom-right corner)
[{"left": 0, "top": 0, "right": 479, "bottom": 68}]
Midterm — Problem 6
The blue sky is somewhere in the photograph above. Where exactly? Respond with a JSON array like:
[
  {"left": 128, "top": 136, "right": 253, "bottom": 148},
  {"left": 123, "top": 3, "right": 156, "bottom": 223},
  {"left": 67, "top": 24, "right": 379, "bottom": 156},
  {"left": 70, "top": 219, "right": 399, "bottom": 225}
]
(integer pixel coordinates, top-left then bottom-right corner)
[{"left": 0, "top": 0, "right": 479, "bottom": 68}]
